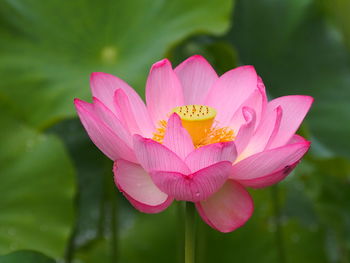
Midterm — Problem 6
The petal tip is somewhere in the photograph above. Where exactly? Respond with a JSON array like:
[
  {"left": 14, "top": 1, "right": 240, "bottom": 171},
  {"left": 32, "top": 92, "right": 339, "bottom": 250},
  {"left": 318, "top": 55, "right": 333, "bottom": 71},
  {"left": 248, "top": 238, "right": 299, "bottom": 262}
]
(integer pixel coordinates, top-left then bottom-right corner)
[
  {"left": 91, "top": 96, "right": 100, "bottom": 104},
  {"left": 74, "top": 98, "right": 90, "bottom": 109},
  {"left": 169, "top": 112, "right": 181, "bottom": 121},
  {"left": 188, "top": 54, "right": 206, "bottom": 61},
  {"left": 240, "top": 65, "right": 257, "bottom": 73},
  {"left": 304, "top": 95, "right": 315, "bottom": 106},
  {"left": 90, "top": 72, "right": 105, "bottom": 81},
  {"left": 73, "top": 98, "right": 82, "bottom": 105},
  {"left": 152, "top": 58, "right": 171, "bottom": 69}
]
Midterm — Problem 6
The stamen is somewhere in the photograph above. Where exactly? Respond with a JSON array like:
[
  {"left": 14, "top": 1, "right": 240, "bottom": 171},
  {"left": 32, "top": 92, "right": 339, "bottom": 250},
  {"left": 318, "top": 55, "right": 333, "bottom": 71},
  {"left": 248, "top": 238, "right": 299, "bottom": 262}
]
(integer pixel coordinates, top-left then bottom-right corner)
[
  {"left": 152, "top": 120, "right": 167, "bottom": 143},
  {"left": 152, "top": 105, "right": 235, "bottom": 147},
  {"left": 196, "top": 126, "right": 235, "bottom": 148}
]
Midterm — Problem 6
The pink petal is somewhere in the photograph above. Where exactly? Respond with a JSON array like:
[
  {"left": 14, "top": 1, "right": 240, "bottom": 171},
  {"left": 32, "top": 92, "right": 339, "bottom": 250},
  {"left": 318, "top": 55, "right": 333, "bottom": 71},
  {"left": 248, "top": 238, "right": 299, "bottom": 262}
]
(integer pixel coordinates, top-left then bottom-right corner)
[
  {"left": 74, "top": 99, "right": 136, "bottom": 162},
  {"left": 163, "top": 113, "right": 194, "bottom": 159},
  {"left": 92, "top": 97, "right": 132, "bottom": 146},
  {"left": 114, "top": 89, "right": 155, "bottom": 137},
  {"left": 229, "top": 86, "right": 266, "bottom": 132},
  {"left": 174, "top": 55, "right": 218, "bottom": 105},
  {"left": 234, "top": 107, "right": 256, "bottom": 156},
  {"left": 267, "top": 95, "right": 314, "bottom": 149},
  {"left": 114, "top": 160, "right": 173, "bottom": 213},
  {"left": 185, "top": 141, "right": 237, "bottom": 173},
  {"left": 237, "top": 105, "right": 282, "bottom": 161},
  {"left": 257, "top": 76, "right": 268, "bottom": 103},
  {"left": 288, "top": 134, "right": 309, "bottom": 144},
  {"left": 133, "top": 135, "right": 190, "bottom": 174},
  {"left": 90, "top": 72, "right": 154, "bottom": 136},
  {"left": 237, "top": 160, "right": 300, "bottom": 189},
  {"left": 231, "top": 140, "right": 311, "bottom": 188},
  {"left": 150, "top": 161, "right": 232, "bottom": 202},
  {"left": 196, "top": 180, "right": 254, "bottom": 233},
  {"left": 90, "top": 72, "right": 133, "bottom": 113},
  {"left": 204, "top": 66, "right": 258, "bottom": 126},
  {"left": 146, "top": 59, "right": 184, "bottom": 123}
]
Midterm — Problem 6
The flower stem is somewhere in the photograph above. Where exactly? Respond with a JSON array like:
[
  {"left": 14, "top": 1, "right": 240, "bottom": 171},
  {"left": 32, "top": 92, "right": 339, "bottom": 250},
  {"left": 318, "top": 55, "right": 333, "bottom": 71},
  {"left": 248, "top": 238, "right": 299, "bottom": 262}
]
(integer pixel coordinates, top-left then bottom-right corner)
[{"left": 185, "top": 202, "right": 196, "bottom": 263}]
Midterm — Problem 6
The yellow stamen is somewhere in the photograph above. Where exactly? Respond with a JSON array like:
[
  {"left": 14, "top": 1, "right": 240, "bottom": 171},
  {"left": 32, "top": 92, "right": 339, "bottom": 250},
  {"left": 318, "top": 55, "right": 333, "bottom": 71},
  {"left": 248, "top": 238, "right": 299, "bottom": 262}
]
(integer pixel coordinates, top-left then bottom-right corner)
[
  {"left": 152, "top": 105, "right": 235, "bottom": 147},
  {"left": 196, "top": 126, "right": 235, "bottom": 147},
  {"left": 152, "top": 120, "right": 167, "bottom": 143}
]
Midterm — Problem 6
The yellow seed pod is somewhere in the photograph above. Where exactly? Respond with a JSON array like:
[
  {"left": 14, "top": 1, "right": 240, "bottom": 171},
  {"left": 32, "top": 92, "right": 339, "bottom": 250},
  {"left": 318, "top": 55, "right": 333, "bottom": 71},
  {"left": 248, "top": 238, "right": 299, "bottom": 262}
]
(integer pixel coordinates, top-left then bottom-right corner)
[{"left": 172, "top": 105, "right": 217, "bottom": 145}]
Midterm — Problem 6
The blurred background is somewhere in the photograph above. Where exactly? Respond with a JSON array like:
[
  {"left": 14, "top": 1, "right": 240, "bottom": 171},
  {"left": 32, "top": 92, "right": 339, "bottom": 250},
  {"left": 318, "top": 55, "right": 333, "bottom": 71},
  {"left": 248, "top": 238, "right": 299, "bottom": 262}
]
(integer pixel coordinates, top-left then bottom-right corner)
[{"left": 0, "top": 0, "right": 350, "bottom": 262}]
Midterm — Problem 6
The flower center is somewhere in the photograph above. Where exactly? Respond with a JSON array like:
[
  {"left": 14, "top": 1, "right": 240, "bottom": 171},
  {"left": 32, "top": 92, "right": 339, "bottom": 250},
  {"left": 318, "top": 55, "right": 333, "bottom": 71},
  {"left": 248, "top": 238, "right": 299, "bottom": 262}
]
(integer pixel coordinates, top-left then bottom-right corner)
[
  {"left": 172, "top": 105, "right": 216, "bottom": 145},
  {"left": 152, "top": 105, "right": 235, "bottom": 148}
]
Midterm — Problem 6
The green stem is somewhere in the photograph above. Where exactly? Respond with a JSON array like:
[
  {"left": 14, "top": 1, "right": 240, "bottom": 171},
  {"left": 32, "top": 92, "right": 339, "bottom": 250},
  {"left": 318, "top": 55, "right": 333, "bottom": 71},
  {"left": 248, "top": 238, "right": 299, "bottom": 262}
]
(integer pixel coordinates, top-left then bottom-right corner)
[{"left": 185, "top": 202, "right": 196, "bottom": 263}]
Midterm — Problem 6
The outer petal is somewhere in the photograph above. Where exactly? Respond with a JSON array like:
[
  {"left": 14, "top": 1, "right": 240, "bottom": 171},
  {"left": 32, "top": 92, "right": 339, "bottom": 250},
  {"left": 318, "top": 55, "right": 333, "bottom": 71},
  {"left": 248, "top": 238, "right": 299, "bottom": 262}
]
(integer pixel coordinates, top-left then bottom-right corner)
[
  {"left": 74, "top": 99, "right": 136, "bottom": 162},
  {"left": 114, "top": 89, "right": 154, "bottom": 137},
  {"left": 91, "top": 72, "right": 154, "bottom": 136},
  {"left": 196, "top": 180, "right": 254, "bottom": 233},
  {"left": 237, "top": 161, "right": 300, "bottom": 189},
  {"left": 231, "top": 141, "right": 311, "bottom": 188},
  {"left": 234, "top": 107, "right": 256, "bottom": 156},
  {"left": 204, "top": 66, "right": 258, "bottom": 126},
  {"left": 288, "top": 134, "right": 309, "bottom": 144},
  {"left": 257, "top": 76, "right": 268, "bottom": 105},
  {"left": 114, "top": 160, "right": 173, "bottom": 213},
  {"left": 174, "top": 55, "right": 218, "bottom": 105},
  {"left": 92, "top": 97, "right": 132, "bottom": 146},
  {"left": 267, "top": 95, "right": 314, "bottom": 149},
  {"left": 150, "top": 161, "right": 232, "bottom": 202},
  {"left": 163, "top": 113, "right": 194, "bottom": 159},
  {"left": 133, "top": 135, "right": 190, "bottom": 174},
  {"left": 185, "top": 141, "right": 237, "bottom": 173},
  {"left": 146, "top": 59, "right": 184, "bottom": 123}
]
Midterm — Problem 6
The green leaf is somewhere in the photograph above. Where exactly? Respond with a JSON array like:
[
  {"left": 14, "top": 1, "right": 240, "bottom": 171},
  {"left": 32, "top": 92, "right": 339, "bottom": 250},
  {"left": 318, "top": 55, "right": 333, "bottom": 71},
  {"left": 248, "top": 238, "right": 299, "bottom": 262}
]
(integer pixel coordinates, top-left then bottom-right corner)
[
  {"left": 48, "top": 119, "right": 109, "bottom": 250},
  {"left": 0, "top": 0, "right": 234, "bottom": 129},
  {"left": 229, "top": 0, "right": 350, "bottom": 158},
  {"left": 0, "top": 107, "right": 75, "bottom": 258},
  {"left": 0, "top": 250, "right": 55, "bottom": 263}
]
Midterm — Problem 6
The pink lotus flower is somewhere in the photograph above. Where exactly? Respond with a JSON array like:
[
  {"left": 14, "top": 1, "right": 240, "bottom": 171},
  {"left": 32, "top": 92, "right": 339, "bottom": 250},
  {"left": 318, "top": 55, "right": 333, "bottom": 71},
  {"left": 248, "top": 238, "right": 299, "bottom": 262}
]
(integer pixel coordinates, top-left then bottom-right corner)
[{"left": 74, "top": 55, "right": 313, "bottom": 233}]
